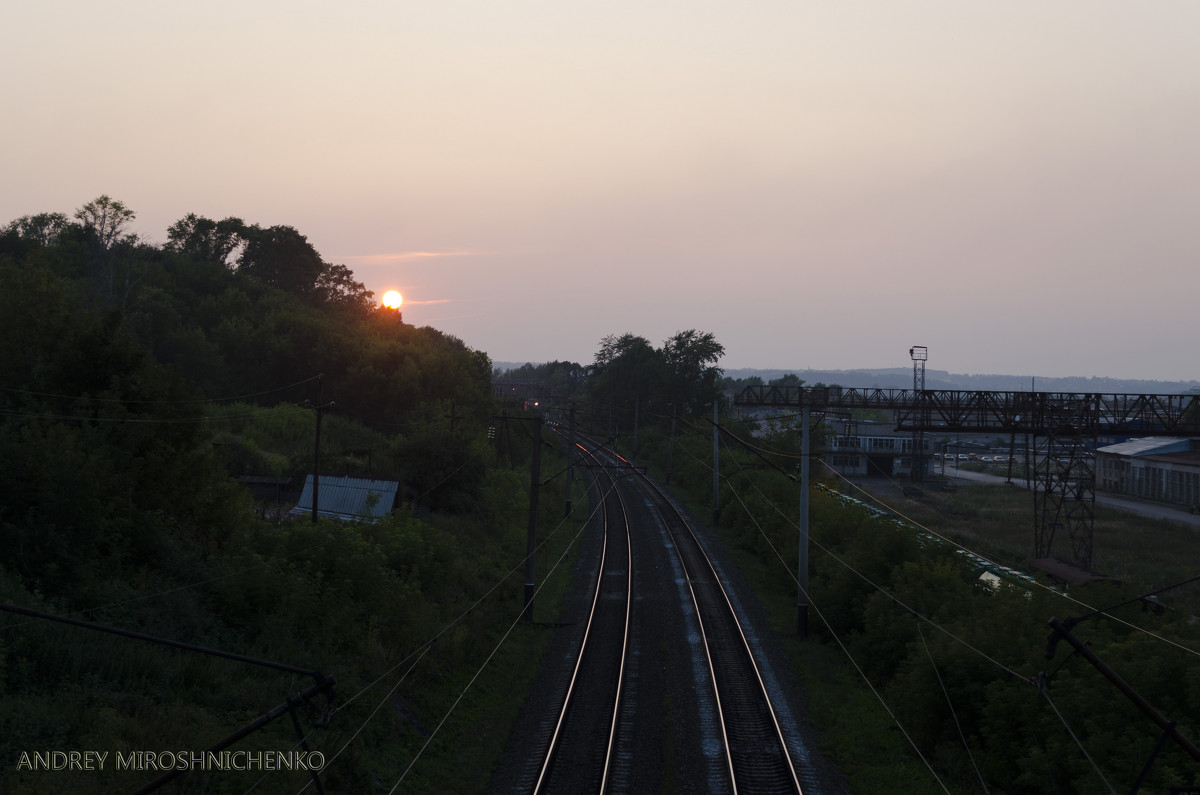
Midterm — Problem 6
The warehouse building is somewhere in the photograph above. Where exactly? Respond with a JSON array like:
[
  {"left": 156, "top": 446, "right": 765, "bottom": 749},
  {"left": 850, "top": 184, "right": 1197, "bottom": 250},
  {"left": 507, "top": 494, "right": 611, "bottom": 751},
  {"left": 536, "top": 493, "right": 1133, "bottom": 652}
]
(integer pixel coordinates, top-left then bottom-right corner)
[{"left": 1096, "top": 437, "right": 1200, "bottom": 511}]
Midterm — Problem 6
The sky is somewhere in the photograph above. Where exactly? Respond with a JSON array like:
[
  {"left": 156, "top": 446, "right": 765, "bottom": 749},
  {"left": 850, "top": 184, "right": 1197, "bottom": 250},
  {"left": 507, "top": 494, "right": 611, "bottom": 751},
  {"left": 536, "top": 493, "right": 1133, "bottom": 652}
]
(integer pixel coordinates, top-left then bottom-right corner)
[{"left": 4, "top": 1, "right": 1198, "bottom": 383}]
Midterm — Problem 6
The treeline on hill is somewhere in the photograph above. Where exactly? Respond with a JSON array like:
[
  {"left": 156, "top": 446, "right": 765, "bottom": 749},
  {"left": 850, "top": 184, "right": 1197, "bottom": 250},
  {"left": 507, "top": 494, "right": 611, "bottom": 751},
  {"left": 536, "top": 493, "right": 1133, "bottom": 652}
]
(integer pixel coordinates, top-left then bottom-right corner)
[
  {"left": 496, "top": 329, "right": 724, "bottom": 418},
  {"left": 0, "top": 197, "right": 566, "bottom": 793}
]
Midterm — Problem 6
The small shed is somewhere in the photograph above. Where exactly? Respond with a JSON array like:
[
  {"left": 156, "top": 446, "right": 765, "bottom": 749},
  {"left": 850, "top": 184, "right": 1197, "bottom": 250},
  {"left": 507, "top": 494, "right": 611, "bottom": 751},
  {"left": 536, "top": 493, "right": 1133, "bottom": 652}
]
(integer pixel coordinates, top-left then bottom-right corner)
[
  {"left": 1031, "top": 558, "right": 1119, "bottom": 588},
  {"left": 288, "top": 475, "right": 400, "bottom": 522}
]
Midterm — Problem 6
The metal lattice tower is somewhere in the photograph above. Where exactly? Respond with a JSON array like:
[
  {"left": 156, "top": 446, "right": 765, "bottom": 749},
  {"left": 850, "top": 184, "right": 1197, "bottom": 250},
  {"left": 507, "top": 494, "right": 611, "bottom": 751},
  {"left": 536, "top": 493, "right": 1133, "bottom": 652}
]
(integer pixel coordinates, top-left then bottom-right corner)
[{"left": 1033, "top": 395, "right": 1097, "bottom": 568}]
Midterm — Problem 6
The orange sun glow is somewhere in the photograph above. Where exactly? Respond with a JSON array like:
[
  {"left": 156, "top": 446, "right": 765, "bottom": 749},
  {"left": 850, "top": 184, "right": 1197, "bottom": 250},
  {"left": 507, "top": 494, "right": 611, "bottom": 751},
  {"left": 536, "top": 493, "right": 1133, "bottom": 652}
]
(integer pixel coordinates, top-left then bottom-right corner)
[{"left": 382, "top": 290, "right": 403, "bottom": 309}]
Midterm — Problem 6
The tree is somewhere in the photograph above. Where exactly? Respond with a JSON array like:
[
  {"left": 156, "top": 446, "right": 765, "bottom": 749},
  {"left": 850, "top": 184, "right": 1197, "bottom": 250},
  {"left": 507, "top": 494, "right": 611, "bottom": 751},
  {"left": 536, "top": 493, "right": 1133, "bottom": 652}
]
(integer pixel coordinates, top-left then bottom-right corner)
[
  {"left": 69, "top": 197, "right": 154, "bottom": 309},
  {"left": 74, "top": 195, "right": 136, "bottom": 249},
  {"left": 236, "top": 224, "right": 325, "bottom": 297},
  {"left": 3, "top": 212, "right": 71, "bottom": 246},
  {"left": 495, "top": 360, "right": 587, "bottom": 402},
  {"left": 768, "top": 373, "right": 805, "bottom": 387},
  {"left": 165, "top": 213, "right": 246, "bottom": 266},
  {"left": 315, "top": 261, "right": 374, "bottom": 313},
  {"left": 662, "top": 329, "right": 724, "bottom": 413},
  {"left": 591, "top": 333, "right": 661, "bottom": 415}
]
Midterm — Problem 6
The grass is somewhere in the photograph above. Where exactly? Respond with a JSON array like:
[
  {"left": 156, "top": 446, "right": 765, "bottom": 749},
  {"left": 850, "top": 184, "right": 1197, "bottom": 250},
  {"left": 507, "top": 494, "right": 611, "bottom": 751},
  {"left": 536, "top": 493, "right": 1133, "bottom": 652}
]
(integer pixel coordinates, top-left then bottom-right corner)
[
  {"left": 396, "top": 463, "right": 586, "bottom": 792},
  {"left": 835, "top": 475, "right": 1200, "bottom": 608}
]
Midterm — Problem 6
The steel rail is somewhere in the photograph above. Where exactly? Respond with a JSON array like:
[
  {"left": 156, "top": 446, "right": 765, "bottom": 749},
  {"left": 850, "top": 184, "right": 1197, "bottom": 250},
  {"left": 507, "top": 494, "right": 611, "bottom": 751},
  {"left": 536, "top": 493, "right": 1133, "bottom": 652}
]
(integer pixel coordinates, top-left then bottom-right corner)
[
  {"left": 533, "top": 439, "right": 633, "bottom": 793},
  {"left": 633, "top": 473, "right": 803, "bottom": 794}
]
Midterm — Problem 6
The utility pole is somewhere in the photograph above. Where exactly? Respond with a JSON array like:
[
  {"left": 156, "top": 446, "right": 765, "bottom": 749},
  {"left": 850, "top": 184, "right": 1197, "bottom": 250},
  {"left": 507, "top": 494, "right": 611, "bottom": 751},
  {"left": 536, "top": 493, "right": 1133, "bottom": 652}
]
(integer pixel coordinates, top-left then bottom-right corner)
[
  {"left": 665, "top": 405, "right": 677, "bottom": 485},
  {"left": 565, "top": 403, "right": 576, "bottom": 517},
  {"left": 1046, "top": 616, "right": 1200, "bottom": 785},
  {"left": 524, "top": 416, "right": 543, "bottom": 621},
  {"left": 798, "top": 406, "right": 811, "bottom": 637},
  {"left": 633, "top": 396, "right": 639, "bottom": 454},
  {"left": 505, "top": 409, "right": 515, "bottom": 468},
  {"left": 713, "top": 400, "right": 720, "bottom": 524},
  {"left": 306, "top": 375, "right": 334, "bottom": 524}
]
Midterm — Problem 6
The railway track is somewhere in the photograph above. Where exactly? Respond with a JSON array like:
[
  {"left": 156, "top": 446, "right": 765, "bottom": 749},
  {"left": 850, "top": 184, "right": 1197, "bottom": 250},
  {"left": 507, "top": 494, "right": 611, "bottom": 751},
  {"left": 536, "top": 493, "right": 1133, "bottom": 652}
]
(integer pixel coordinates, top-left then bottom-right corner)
[
  {"left": 533, "top": 442, "right": 633, "bottom": 792},
  {"left": 515, "top": 433, "right": 806, "bottom": 794},
  {"left": 631, "top": 471, "right": 802, "bottom": 794}
]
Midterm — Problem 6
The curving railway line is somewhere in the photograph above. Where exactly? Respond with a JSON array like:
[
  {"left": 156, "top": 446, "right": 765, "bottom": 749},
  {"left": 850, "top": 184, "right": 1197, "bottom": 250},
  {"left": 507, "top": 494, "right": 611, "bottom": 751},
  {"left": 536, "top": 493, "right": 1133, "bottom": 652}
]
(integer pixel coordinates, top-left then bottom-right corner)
[
  {"left": 502, "top": 432, "right": 815, "bottom": 794},
  {"left": 533, "top": 441, "right": 632, "bottom": 792}
]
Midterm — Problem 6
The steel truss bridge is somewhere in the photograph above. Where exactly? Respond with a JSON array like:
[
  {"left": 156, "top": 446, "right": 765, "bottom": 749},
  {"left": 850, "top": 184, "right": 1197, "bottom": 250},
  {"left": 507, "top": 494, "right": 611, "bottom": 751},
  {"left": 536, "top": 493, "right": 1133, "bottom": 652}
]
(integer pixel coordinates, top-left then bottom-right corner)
[{"left": 734, "top": 385, "right": 1200, "bottom": 571}]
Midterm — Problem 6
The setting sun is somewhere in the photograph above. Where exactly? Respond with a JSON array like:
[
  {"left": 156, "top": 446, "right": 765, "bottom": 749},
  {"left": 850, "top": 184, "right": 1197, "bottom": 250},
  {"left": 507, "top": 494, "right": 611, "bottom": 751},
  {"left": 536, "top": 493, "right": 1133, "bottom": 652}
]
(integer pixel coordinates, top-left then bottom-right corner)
[{"left": 382, "top": 290, "right": 403, "bottom": 309}]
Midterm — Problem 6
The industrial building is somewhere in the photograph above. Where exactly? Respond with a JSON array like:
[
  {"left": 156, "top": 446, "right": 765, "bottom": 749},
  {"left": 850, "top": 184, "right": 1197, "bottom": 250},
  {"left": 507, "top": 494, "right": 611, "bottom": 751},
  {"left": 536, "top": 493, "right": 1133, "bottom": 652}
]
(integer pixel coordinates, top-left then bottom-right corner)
[{"left": 1096, "top": 437, "right": 1200, "bottom": 511}]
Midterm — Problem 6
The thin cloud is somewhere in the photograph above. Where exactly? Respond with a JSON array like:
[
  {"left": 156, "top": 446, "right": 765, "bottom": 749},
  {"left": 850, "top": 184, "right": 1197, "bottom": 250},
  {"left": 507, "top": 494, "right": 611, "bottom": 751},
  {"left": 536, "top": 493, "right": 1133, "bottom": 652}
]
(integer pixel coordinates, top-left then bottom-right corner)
[
  {"left": 420, "top": 312, "right": 482, "bottom": 322},
  {"left": 337, "top": 250, "right": 481, "bottom": 266},
  {"left": 404, "top": 297, "right": 499, "bottom": 307}
]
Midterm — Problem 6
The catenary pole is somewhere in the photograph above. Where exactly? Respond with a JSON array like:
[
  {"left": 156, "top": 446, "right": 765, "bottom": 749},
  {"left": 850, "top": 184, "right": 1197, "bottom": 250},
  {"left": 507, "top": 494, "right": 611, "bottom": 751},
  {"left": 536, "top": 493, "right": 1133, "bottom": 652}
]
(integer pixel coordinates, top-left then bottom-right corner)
[
  {"left": 713, "top": 400, "right": 720, "bottom": 524},
  {"left": 799, "top": 406, "right": 811, "bottom": 637},
  {"left": 524, "top": 416, "right": 542, "bottom": 620},
  {"left": 565, "top": 403, "right": 576, "bottom": 517},
  {"left": 1047, "top": 617, "right": 1200, "bottom": 765}
]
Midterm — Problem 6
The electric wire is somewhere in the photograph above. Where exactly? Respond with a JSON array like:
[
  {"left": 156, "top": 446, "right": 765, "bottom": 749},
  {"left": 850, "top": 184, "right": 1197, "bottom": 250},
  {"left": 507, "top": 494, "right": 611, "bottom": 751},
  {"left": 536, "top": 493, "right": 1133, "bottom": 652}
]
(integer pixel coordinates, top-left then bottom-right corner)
[
  {"left": 407, "top": 444, "right": 487, "bottom": 505},
  {"left": 1040, "top": 688, "right": 1118, "bottom": 794},
  {"left": 326, "top": 397, "right": 459, "bottom": 435},
  {"left": 307, "top": 447, "right": 617, "bottom": 787},
  {"left": 804, "top": 590, "right": 952, "bottom": 793},
  {"left": 681, "top": 411, "right": 1200, "bottom": 660},
  {"left": 702, "top": 435, "right": 1036, "bottom": 791},
  {"left": 679, "top": 416, "right": 1198, "bottom": 786},
  {"left": 243, "top": 722, "right": 323, "bottom": 794},
  {"left": 917, "top": 622, "right": 990, "bottom": 794},
  {"left": 820, "top": 464, "right": 1200, "bottom": 659},
  {"left": 2, "top": 417, "right": 581, "bottom": 790},
  {"left": 0, "top": 416, "right": 480, "bottom": 631},
  {"left": 786, "top": 445, "right": 1198, "bottom": 665},
  {"left": 294, "top": 645, "right": 431, "bottom": 794},
  {"left": 0, "top": 402, "right": 310, "bottom": 425},
  {"left": 526, "top": 394, "right": 1199, "bottom": 788},
  {"left": 820, "top": 436, "right": 1026, "bottom": 545},
  {"left": 386, "top": 474, "right": 619, "bottom": 792},
  {"left": 710, "top": 416, "right": 808, "bottom": 463},
  {"left": 0, "top": 535, "right": 339, "bottom": 632},
  {"left": 684, "top": 435, "right": 953, "bottom": 789},
  {"left": 0, "top": 374, "right": 323, "bottom": 405},
  {"left": 704, "top": 434, "right": 1037, "bottom": 685}
]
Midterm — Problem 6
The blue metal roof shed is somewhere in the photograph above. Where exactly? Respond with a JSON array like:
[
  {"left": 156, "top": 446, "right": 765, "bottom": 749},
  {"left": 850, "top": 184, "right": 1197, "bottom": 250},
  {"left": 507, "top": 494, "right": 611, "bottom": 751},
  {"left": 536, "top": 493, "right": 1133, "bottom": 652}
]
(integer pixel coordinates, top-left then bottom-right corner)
[
  {"left": 1096, "top": 437, "right": 1195, "bottom": 457},
  {"left": 288, "top": 475, "right": 400, "bottom": 522}
]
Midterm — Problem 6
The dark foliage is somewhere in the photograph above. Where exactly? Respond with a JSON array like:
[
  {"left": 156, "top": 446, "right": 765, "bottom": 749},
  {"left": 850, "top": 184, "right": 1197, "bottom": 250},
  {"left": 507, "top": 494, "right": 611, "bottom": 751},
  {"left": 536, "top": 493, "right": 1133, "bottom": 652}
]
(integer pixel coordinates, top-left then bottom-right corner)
[{"left": 0, "top": 198, "right": 519, "bottom": 791}]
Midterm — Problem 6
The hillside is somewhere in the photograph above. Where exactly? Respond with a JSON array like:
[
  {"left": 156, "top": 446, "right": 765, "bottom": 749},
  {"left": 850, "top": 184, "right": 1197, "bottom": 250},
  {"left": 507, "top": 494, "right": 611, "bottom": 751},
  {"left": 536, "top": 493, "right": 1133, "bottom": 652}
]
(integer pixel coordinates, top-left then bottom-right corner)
[{"left": 722, "top": 367, "right": 1200, "bottom": 394}]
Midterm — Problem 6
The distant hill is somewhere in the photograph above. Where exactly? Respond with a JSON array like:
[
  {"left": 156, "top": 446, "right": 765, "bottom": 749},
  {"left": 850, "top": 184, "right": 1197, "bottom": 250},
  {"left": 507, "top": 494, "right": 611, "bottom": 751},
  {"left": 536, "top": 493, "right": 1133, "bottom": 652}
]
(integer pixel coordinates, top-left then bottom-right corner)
[
  {"left": 494, "top": 362, "right": 1199, "bottom": 395},
  {"left": 721, "top": 367, "right": 1200, "bottom": 395}
]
